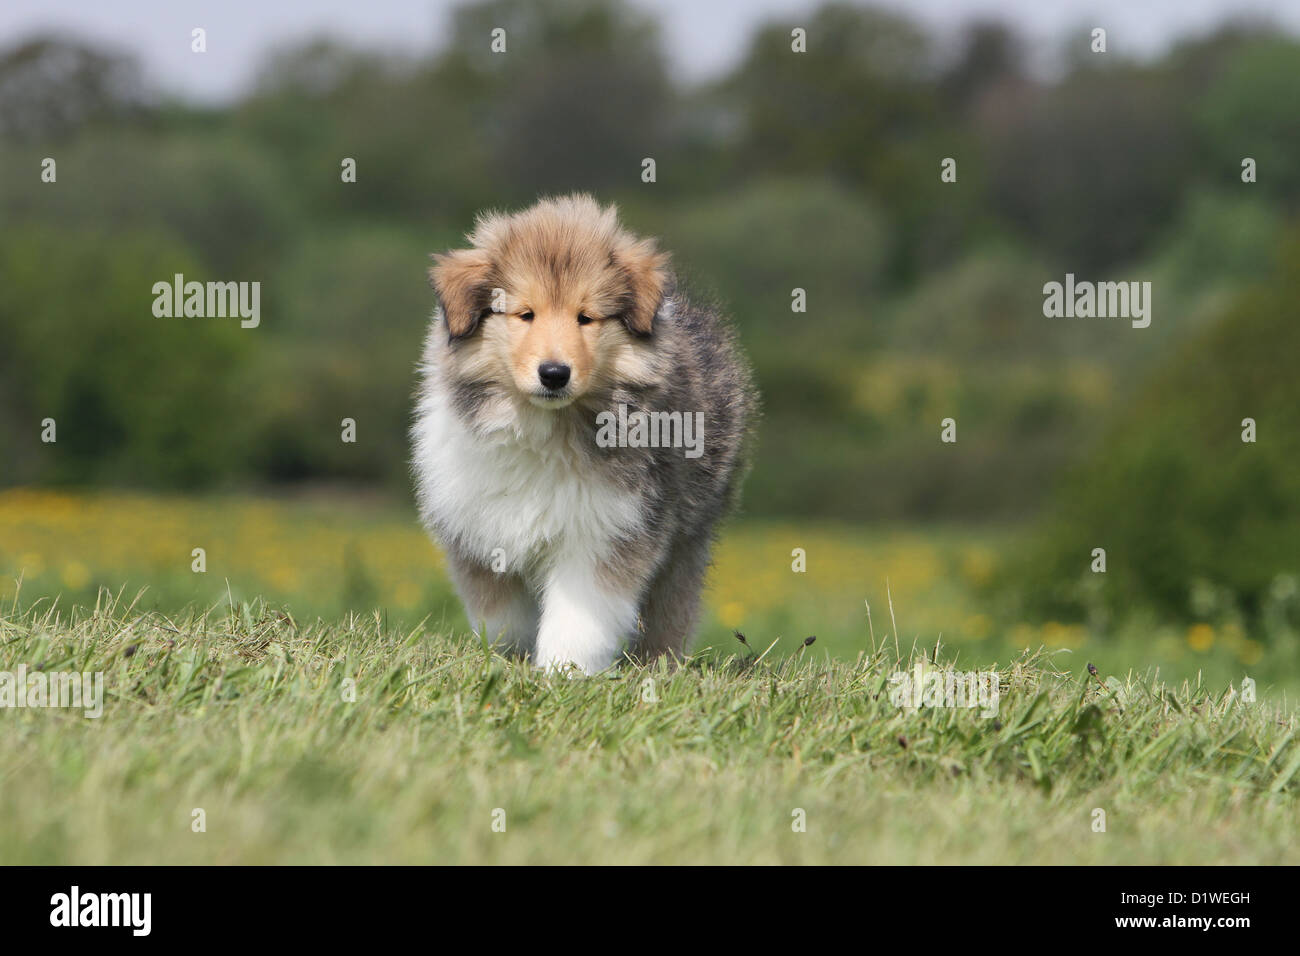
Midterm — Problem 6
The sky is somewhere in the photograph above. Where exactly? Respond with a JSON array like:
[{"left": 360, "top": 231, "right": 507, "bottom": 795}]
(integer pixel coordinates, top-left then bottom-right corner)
[{"left": 1, "top": 0, "right": 1296, "bottom": 102}]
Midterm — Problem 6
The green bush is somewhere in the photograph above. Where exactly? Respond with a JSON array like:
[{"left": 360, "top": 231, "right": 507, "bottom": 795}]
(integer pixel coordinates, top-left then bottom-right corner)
[
  {"left": 1013, "top": 236, "right": 1300, "bottom": 629},
  {"left": 0, "top": 226, "right": 254, "bottom": 487}
]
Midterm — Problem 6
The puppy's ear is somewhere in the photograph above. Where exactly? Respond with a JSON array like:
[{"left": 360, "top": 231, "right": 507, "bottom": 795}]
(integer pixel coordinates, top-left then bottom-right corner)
[
  {"left": 615, "top": 239, "right": 670, "bottom": 337},
  {"left": 429, "top": 248, "right": 494, "bottom": 340}
]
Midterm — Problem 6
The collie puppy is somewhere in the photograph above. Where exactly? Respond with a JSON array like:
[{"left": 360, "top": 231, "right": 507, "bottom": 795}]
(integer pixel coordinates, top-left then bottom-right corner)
[{"left": 411, "top": 194, "right": 756, "bottom": 674}]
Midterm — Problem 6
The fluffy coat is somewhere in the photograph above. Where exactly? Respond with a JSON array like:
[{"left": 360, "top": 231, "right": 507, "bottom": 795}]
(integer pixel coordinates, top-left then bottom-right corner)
[{"left": 411, "top": 195, "right": 756, "bottom": 673}]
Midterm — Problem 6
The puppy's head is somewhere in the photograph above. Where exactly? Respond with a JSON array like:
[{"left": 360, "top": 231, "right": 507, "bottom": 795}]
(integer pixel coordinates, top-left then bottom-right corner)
[{"left": 429, "top": 194, "right": 669, "bottom": 409}]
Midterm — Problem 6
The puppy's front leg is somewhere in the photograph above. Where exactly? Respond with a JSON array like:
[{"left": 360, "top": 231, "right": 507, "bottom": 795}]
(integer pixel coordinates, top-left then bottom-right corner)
[
  {"left": 444, "top": 550, "right": 539, "bottom": 658},
  {"left": 534, "top": 551, "right": 640, "bottom": 675}
]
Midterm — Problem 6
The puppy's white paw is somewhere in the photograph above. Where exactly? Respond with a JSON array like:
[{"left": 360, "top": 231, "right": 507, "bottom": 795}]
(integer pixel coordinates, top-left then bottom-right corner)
[
  {"left": 533, "top": 620, "right": 620, "bottom": 675},
  {"left": 534, "top": 559, "right": 636, "bottom": 675}
]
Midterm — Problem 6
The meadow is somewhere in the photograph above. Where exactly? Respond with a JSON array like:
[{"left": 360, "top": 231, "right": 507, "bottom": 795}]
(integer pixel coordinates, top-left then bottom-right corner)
[
  {"left": 3, "top": 2, "right": 1298, "bottom": 867},
  {"left": 1, "top": 489, "right": 1297, "bottom": 864},
  {"left": 0, "top": 489, "right": 1288, "bottom": 695},
  {"left": 1, "top": 590, "right": 1296, "bottom": 864}
]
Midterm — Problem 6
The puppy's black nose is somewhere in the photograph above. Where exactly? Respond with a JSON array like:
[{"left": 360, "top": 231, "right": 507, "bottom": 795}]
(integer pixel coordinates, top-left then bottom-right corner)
[{"left": 538, "top": 361, "right": 571, "bottom": 391}]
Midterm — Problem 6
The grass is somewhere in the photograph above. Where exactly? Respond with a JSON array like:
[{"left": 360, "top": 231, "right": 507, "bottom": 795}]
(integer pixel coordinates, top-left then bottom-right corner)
[
  {"left": 2, "top": 489, "right": 1292, "bottom": 696},
  {"left": 2, "top": 591, "right": 1298, "bottom": 864}
]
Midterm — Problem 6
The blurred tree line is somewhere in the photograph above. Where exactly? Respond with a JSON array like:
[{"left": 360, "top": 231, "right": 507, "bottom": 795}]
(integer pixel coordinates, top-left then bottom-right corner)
[{"left": 1, "top": 0, "right": 1297, "bottom": 623}]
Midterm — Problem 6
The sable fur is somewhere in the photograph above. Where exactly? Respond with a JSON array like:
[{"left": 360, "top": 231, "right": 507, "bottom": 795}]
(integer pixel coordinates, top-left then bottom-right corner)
[{"left": 411, "top": 194, "right": 756, "bottom": 673}]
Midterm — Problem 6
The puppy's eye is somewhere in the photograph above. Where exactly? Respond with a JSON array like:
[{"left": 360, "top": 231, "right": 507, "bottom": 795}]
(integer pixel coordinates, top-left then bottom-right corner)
[
  {"left": 577, "top": 313, "right": 595, "bottom": 325},
  {"left": 519, "top": 311, "right": 534, "bottom": 321}
]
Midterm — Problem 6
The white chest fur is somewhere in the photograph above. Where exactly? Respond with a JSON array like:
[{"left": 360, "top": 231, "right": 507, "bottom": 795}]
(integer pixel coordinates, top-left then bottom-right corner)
[{"left": 413, "top": 393, "right": 644, "bottom": 575}]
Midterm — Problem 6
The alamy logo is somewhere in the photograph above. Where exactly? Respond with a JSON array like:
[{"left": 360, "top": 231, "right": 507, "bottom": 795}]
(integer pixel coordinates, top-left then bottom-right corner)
[
  {"left": 50, "top": 886, "right": 151, "bottom": 936},
  {"left": 595, "top": 404, "right": 704, "bottom": 459},
  {"left": 1042, "top": 273, "right": 1151, "bottom": 328},
  {"left": 889, "top": 662, "right": 1000, "bottom": 717},
  {"left": 152, "top": 273, "right": 260, "bottom": 328},
  {"left": 0, "top": 665, "right": 103, "bottom": 718}
]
